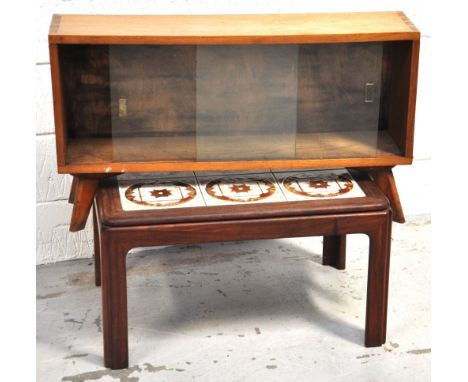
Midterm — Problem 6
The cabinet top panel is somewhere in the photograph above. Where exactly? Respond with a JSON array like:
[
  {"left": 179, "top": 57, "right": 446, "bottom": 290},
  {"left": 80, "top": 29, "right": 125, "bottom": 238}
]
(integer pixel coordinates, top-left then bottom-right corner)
[{"left": 49, "top": 12, "right": 419, "bottom": 44}]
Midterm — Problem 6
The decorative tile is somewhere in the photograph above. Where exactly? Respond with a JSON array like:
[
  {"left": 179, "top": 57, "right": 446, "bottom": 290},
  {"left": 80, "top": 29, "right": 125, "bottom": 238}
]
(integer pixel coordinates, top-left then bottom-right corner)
[
  {"left": 117, "top": 169, "right": 365, "bottom": 210},
  {"left": 197, "top": 173, "right": 286, "bottom": 206},
  {"left": 273, "top": 168, "right": 365, "bottom": 201},
  {"left": 118, "top": 175, "right": 205, "bottom": 211}
]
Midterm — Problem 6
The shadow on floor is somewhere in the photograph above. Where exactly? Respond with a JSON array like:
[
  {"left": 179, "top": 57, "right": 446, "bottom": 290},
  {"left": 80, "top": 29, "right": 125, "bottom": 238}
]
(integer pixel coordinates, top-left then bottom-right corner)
[{"left": 125, "top": 238, "right": 365, "bottom": 346}]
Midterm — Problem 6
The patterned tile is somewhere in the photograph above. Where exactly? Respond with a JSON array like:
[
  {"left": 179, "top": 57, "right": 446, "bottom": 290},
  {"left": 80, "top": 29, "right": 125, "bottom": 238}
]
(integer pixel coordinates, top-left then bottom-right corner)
[
  {"left": 118, "top": 175, "right": 204, "bottom": 211},
  {"left": 273, "top": 168, "right": 365, "bottom": 201},
  {"left": 117, "top": 169, "right": 365, "bottom": 210},
  {"left": 197, "top": 172, "right": 286, "bottom": 206}
]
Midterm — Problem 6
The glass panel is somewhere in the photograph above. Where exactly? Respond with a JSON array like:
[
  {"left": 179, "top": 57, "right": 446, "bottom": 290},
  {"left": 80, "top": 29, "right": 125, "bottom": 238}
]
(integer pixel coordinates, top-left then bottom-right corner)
[
  {"left": 109, "top": 45, "right": 197, "bottom": 162},
  {"left": 296, "top": 43, "right": 383, "bottom": 159},
  {"left": 196, "top": 45, "right": 298, "bottom": 161},
  {"left": 61, "top": 43, "right": 388, "bottom": 165}
]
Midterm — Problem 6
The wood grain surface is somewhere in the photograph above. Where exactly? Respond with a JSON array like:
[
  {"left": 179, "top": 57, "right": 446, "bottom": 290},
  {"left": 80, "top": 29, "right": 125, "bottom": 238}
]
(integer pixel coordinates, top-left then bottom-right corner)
[
  {"left": 63, "top": 130, "right": 403, "bottom": 170},
  {"left": 49, "top": 12, "right": 419, "bottom": 44}
]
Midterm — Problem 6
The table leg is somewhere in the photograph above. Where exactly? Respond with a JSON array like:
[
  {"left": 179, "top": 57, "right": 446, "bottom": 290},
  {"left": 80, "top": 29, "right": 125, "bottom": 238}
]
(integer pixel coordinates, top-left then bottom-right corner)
[
  {"left": 323, "top": 235, "right": 346, "bottom": 270},
  {"left": 68, "top": 176, "right": 77, "bottom": 204},
  {"left": 100, "top": 230, "right": 129, "bottom": 369},
  {"left": 365, "top": 210, "right": 392, "bottom": 347},
  {"left": 92, "top": 205, "right": 101, "bottom": 287}
]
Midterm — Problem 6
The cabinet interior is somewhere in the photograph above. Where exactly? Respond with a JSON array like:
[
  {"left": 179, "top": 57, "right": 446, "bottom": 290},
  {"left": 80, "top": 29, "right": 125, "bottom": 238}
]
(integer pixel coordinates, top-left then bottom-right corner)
[{"left": 58, "top": 42, "right": 413, "bottom": 165}]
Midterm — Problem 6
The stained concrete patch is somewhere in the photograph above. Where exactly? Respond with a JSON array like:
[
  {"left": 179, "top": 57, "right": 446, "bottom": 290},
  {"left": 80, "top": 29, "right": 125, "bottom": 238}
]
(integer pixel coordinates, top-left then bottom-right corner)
[
  {"left": 64, "top": 318, "right": 83, "bottom": 325},
  {"left": 64, "top": 353, "right": 88, "bottom": 360},
  {"left": 407, "top": 348, "right": 431, "bottom": 355},
  {"left": 130, "top": 248, "right": 261, "bottom": 277},
  {"left": 65, "top": 272, "right": 95, "bottom": 287},
  {"left": 62, "top": 365, "right": 141, "bottom": 382},
  {"left": 94, "top": 315, "right": 102, "bottom": 333},
  {"left": 36, "top": 291, "right": 65, "bottom": 300},
  {"left": 255, "top": 327, "right": 261, "bottom": 335},
  {"left": 143, "top": 363, "right": 167, "bottom": 372},
  {"left": 64, "top": 309, "right": 90, "bottom": 331}
]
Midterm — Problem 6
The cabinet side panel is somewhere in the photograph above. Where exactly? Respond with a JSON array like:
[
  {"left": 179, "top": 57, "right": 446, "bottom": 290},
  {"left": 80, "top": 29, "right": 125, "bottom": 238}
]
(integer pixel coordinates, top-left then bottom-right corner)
[
  {"left": 49, "top": 44, "right": 67, "bottom": 166},
  {"left": 384, "top": 40, "right": 418, "bottom": 158},
  {"left": 405, "top": 40, "right": 419, "bottom": 156}
]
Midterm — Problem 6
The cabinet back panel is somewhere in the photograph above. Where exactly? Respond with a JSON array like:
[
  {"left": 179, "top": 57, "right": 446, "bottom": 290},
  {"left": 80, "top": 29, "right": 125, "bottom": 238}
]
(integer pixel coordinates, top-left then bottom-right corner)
[
  {"left": 59, "top": 45, "right": 111, "bottom": 139},
  {"left": 109, "top": 45, "right": 196, "bottom": 137},
  {"left": 196, "top": 44, "right": 298, "bottom": 160}
]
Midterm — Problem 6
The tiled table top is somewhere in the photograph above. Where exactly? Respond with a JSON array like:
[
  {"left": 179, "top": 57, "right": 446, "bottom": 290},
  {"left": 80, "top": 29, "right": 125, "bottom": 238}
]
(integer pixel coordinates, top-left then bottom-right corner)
[{"left": 118, "top": 169, "right": 365, "bottom": 211}]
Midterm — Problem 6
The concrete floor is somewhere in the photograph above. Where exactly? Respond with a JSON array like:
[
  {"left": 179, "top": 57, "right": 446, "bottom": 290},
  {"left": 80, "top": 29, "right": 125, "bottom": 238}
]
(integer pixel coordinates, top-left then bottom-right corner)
[{"left": 37, "top": 215, "right": 430, "bottom": 382}]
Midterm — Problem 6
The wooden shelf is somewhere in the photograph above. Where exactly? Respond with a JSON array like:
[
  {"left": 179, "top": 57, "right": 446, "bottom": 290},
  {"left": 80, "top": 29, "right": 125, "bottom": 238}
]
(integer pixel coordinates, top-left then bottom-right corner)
[
  {"left": 296, "top": 130, "right": 401, "bottom": 159},
  {"left": 67, "top": 135, "right": 197, "bottom": 164},
  {"left": 64, "top": 130, "right": 406, "bottom": 173}
]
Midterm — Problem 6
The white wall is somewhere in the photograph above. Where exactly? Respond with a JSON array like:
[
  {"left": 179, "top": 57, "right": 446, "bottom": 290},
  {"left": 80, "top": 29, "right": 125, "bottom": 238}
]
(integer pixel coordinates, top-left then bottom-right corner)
[{"left": 36, "top": 0, "right": 432, "bottom": 264}]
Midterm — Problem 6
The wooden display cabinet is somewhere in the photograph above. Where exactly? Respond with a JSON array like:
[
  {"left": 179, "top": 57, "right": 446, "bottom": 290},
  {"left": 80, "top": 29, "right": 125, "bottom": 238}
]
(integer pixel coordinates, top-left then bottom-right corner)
[{"left": 49, "top": 12, "right": 419, "bottom": 231}]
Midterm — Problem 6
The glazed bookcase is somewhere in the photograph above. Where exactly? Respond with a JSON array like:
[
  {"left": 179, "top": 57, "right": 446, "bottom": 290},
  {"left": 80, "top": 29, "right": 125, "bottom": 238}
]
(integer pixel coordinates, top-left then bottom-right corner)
[{"left": 49, "top": 12, "right": 420, "bottom": 230}]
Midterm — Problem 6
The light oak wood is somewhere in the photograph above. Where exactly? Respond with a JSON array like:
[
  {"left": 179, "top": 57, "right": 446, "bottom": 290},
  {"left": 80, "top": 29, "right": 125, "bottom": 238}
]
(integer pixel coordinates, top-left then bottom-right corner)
[
  {"left": 68, "top": 176, "right": 77, "bottom": 204},
  {"left": 49, "top": 44, "right": 67, "bottom": 166},
  {"left": 382, "top": 40, "right": 419, "bottom": 158},
  {"left": 60, "top": 156, "right": 412, "bottom": 175},
  {"left": 70, "top": 176, "right": 100, "bottom": 232},
  {"left": 70, "top": 174, "right": 120, "bottom": 231},
  {"left": 49, "top": 12, "right": 419, "bottom": 45},
  {"left": 61, "top": 130, "right": 406, "bottom": 173},
  {"left": 405, "top": 40, "right": 420, "bottom": 156},
  {"left": 369, "top": 167, "right": 405, "bottom": 223},
  {"left": 49, "top": 13, "right": 420, "bottom": 177}
]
